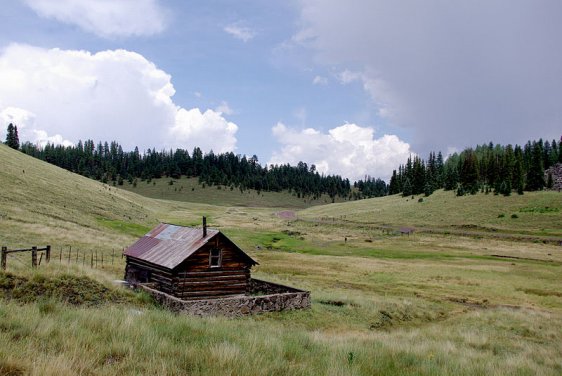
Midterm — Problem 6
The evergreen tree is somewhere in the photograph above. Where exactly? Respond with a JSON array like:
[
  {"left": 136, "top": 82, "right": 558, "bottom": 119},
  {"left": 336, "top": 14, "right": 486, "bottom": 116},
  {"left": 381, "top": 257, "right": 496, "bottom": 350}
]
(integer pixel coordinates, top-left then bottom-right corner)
[
  {"left": 526, "top": 142, "right": 545, "bottom": 191},
  {"left": 13, "top": 125, "right": 20, "bottom": 150},
  {"left": 459, "top": 149, "right": 479, "bottom": 194},
  {"left": 436, "top": 151, "right": 445, "bottom": 188},
  {"left": 5, "top": 123, "right": 19, "bottom": 149},
  {"left": 388, "top": 170, "right": 399, "bottom": 195},
  {"left": 424, "top": 181, "right": 433, "bottom": 197},
  {"left": 402, "top": 178, "right": 413, "bottom": 197}
]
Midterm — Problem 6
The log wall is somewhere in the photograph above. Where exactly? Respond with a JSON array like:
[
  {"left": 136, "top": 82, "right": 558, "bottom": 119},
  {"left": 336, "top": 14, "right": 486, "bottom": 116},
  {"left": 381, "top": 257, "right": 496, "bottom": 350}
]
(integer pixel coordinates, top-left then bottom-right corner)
[{"left": 125, "top": 233, "right": 253, "bottom": 299}]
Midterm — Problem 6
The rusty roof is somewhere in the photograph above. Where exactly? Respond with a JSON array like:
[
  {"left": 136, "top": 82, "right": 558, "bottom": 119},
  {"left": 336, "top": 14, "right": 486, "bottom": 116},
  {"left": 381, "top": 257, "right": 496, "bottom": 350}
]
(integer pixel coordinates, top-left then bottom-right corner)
[{"left": 124, "top": 223, "right": 256, "bottom": 270}]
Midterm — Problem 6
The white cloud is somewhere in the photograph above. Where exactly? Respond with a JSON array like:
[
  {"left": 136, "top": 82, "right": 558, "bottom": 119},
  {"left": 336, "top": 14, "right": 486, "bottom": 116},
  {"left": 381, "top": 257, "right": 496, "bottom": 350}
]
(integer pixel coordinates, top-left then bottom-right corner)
[
  {"left": 269, "top": 122, "right": 411, "bottom": 181},
  {"left": 23, "top": 0, "right": 167, "bottom": 38},
  {"left": 170, "top": 108, "right": 237, "bottom": 154},
  {"left": 337, "top": 70, "right": 361, "bottom": 85},
  {"left": 0, "top": 44, "right": 238, "bottom": 153},
  {"left": 214, "top": 101, "right": 234, "bottom": 116},
  {"left": 224, "top": 23, "right": 256, "bottom": 42},
  {"left": 312, "top": 75, "right": 328, "bottom": 85},
  {"left": 0, "top": 106, "right": 74, "bottom": 147},
  {"left": 296, "top": 1, "right": 562, "bottom": 153},
  {"left": 0, "top": 106, "right": 36, "bottom": 129},
  {"left": 32, "top": 129, "right": 74, "bottom": 148}
]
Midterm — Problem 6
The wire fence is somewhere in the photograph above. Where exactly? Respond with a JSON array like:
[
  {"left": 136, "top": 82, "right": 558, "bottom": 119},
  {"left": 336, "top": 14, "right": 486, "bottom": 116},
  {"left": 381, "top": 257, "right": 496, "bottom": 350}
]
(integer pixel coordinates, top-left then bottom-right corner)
[{"left": 1, "top": 245, "right": 126, "bottom": 271}]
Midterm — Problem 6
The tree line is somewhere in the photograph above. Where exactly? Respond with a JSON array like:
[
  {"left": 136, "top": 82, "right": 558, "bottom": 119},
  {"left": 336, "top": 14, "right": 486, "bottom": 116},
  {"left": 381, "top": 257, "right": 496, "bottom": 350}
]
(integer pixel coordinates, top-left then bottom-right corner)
[
  {"left": 16, "top": 138, "right": 352, "bottom": 201},
  {"left": 5, "top": 124, "right": 559, "bottom": 199},
  {"left": 388, "top": 138, "right": 562, "bottom": 197}
]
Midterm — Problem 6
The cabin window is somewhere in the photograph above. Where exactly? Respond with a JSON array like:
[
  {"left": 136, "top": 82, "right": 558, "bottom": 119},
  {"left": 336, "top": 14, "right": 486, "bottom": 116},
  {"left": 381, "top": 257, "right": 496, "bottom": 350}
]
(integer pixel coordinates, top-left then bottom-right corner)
[{"left": 209, "top": 248, "right": 221, "bottom": 268}]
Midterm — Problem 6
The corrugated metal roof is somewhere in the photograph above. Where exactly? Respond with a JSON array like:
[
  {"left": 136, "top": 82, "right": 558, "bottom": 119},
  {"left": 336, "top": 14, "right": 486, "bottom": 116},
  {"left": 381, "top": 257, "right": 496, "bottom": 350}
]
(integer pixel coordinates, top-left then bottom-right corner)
[{"left": 124, "top": 223, "right": 256, "bottom": 270}]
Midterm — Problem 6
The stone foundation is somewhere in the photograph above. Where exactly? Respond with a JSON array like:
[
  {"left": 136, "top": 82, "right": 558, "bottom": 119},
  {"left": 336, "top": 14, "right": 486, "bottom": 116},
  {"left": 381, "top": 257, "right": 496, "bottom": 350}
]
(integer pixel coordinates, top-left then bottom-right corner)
[{"left": 138, "top": 278, "right": 310, "bottom": 316}]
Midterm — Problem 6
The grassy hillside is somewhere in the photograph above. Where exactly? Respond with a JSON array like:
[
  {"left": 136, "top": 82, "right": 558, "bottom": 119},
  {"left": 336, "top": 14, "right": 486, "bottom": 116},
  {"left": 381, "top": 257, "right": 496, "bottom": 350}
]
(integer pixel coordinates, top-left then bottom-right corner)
[
  {"left": 1, "top": 143, "right": 561, "bottom": 375},
  {"left": 119, "top": 175, "right": 347, "bottom": 208},
  {"left": 299, "top": 189, "right": 562, "bottom": 238}
]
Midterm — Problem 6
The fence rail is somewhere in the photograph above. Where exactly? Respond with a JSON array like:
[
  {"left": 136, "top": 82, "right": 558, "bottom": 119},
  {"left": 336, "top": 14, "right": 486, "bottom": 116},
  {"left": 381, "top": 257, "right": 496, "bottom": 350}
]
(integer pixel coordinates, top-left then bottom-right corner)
[
  {"left": 1, "top": 245, "right": 125, "bottom": 271},
  {"left": 1, "top": 245, "right": 50, "bottom": 270}
]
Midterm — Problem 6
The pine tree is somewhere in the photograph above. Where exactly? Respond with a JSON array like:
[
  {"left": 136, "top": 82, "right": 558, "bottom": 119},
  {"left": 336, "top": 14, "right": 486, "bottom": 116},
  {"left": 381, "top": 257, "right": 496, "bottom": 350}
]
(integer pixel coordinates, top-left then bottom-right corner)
[
  {"left": 424, "top": 181, "right": 433, "bottom": 197},
  {"left": 5, "top": 123, "right": 15, "bottom": 148},
  {"left": 402, "top": 178, "right": 412, "bottom": 197},
  {"left": 526, "top": 142, "right": 545, "bottom": 191},
  {"left": 460, "top": 149, "right": 479, "bottom": 194},
  {"left": 13, "top": 125, "right": 20, "bottom": 150}
]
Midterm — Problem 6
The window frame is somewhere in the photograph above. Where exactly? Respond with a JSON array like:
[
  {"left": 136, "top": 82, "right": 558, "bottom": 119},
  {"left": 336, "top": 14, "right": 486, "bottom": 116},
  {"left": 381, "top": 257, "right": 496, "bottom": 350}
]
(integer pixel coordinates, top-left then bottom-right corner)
[{"left": 209, "top": 247, "right": 222, "bottom": 268}]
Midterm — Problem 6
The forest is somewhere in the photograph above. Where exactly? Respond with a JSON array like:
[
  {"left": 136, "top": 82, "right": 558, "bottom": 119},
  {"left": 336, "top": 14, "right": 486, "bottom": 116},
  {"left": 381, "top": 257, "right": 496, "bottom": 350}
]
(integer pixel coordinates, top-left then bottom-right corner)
[
  {"left": 388, "top": 139, "right": 562, "bottom": 197},
  {"left": 5, "top": 123, "right": 560, "bottom": 200},
  {"left": 16, "top": 137, "right": 352, "bottom": 201}
]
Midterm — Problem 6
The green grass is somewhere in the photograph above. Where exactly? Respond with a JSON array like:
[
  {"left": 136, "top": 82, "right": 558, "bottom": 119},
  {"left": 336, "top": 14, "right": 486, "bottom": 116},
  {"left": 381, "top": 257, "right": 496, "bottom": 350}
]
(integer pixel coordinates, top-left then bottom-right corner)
[
  {"left": 120, "top": 175, "right": 347, "bottom": 208},
  {"left": 299, "top": 189, "right": 562, "bottom": 238},
  {"left": 1, "top": 144, "right": 562, "bottom": 375},
  {"left": 96, "top": 218, "right": 152, "bottom": 238}
]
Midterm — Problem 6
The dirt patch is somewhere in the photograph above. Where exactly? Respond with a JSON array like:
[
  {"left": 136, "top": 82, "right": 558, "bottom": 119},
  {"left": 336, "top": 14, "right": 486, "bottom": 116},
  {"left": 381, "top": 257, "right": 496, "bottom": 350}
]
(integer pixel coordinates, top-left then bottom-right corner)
[
  {"left": 490, "top": 254, "right": 556, "bottom": 263},
  {"left": 518, "top": 288, "right": 562, "bottom": 298},
  {"left": 319, "top": 299, "right": 347, "bottom": 307},
  {"left": 446, "top": 296, "right": 490, "bottom": 309},
  {"left": 277, "top": 210, "right": 296, "bottom": 219}
]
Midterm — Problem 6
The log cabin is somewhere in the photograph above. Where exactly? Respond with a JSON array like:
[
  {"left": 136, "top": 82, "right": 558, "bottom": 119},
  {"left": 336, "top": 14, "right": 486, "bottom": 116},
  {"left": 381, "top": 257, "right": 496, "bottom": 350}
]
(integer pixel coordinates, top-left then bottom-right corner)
[{"left": 124, "top": 219, "right": 257, "bottom": 300}]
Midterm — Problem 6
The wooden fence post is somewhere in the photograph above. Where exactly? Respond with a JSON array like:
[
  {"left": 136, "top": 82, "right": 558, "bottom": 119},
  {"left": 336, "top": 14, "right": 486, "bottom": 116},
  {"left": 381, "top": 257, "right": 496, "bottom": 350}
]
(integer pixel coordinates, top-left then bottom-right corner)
[
  {"left": 1, "top": 246, "right": 6, "bottom": 270},
  {"left": 31, "top": 246, "right": 37, "bottom": 268},
  {"left": 68, "top": 246, "right": 72, "bottom": 263},
  {"left": 46, "top": 245, "right": 51, "bottom": 263}
]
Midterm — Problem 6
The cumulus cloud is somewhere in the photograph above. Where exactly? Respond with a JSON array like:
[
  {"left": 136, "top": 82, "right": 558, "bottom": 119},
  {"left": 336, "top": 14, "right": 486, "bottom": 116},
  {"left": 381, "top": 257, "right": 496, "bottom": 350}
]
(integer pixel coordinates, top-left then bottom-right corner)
[
  {"left": 0, "top": 106, "right": 72, "bottom": 147},
  {"left": 224, "top": 23, "right": 256, "bottom": 42},
  {"left": 296, "top": 0, "right": 562, "bottom": 153},
  {"left": 170, "top": 108, "right": 237, "bottom": 153},
  {"left": 269, "top": 122, "right": 411, "bottom": 181},
  {"left": 23, "top": 0, "right": 167, "bottom": 38},
  {"left": 0, "top": 44, "right": 238, "bottom": 153}
]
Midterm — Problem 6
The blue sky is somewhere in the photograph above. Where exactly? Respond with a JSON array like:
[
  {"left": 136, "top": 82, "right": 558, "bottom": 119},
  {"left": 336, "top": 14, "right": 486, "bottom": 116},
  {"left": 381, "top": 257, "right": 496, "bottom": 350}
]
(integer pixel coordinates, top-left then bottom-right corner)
[{"left": 1, "top": 1, "right": 560, "bottom": 181}]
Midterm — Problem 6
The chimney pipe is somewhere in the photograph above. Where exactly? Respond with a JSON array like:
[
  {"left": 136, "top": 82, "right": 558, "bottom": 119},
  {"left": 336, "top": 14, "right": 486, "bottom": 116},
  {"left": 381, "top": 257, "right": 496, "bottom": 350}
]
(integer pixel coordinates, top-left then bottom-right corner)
[{"left": 202, "top": 216, "right": 207, "bottom": 237}]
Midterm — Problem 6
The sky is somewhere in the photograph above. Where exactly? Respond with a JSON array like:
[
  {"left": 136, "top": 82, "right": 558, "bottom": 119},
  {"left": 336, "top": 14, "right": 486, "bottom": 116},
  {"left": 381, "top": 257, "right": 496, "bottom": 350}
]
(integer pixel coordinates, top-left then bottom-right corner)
[{"left": 0, "top": 0, "right": 560, "bottom": 182}]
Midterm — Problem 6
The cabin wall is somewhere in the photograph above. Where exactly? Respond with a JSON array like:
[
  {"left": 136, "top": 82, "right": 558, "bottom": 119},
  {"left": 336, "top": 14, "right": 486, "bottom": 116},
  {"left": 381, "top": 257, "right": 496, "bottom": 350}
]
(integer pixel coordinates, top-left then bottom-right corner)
[
  {"left": 171, "top": 235, "right": 251, "bottom": 299},
  {"left": 125, "top": 257, "right": 174, "bottom": 294}
]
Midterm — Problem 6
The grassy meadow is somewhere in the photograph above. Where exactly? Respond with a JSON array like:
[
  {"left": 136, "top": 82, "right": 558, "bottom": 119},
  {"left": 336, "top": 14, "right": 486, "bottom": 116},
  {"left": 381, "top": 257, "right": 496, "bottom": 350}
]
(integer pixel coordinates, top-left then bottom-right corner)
[{"left": 1, "top": 143, "right": 561, "bottom": 375}]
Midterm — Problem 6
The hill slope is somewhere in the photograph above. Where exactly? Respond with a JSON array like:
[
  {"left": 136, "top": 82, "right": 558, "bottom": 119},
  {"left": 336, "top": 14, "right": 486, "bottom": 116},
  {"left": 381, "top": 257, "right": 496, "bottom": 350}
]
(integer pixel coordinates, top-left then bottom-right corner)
[
  {"left": 119, "top": 176, "right": 346, "bottom": 208},
  {"left": 0, "top": 144, "right": 158, "bottom": 248},
  {"left": 299, "top": 189, "right": 562, "bottom": 239}
]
